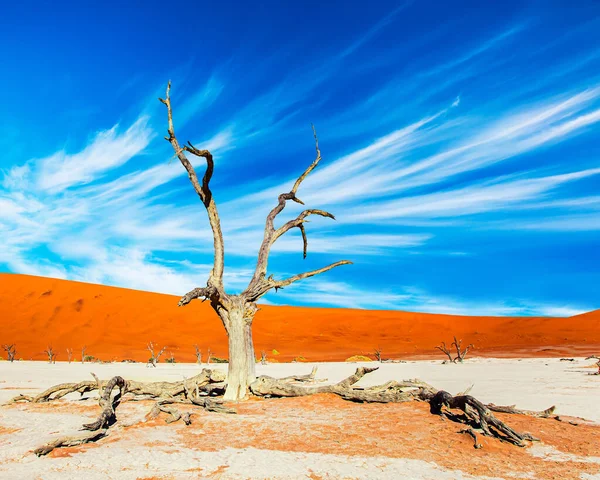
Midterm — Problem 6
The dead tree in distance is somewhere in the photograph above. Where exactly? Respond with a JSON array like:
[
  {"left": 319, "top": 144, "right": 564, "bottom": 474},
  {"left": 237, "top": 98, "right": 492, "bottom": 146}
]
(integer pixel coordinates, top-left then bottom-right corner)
[
  {"left": 436, "top": 337, "right": 474, "bottom": 363},
  {"left": 374, "top": 348, "right": 382, "bottom": 362},
  {"left": 44, "top": 345, "right": 57, "bottom": 364},
  {"left": 2, "top": 344, "right": 16, "bottom": 362},
  {"left": 452, "top": 337, "right": 474, "bottom": 363},
  {"left": 81, "top": 346, "right": 87, "bottom": 364},
  {"left": 194, "top": 345, "right": 202, "bottom": 364},
  {"left": 147, "top": 342, "right": 167, "bottom": 367},
  {"left": 160, "top": 82, "right": 351, "bottom": 400},
  {"left": 66, "top": 348, "right": 73, "bottom": 364}
]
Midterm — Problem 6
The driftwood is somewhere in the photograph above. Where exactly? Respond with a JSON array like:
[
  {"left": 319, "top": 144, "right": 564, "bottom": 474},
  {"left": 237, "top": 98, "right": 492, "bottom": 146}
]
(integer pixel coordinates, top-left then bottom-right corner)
[
  {"left": 8, "top": 369, "right": 233, "bottom": 455},
  {"left": 250, "top": 366, "right": 552, "bottom": 448},
  {"left": 436, "top": 337, "right": 474, "bottom": 363},
  {"left": 11, "top": 366, "right": 576, "bottom": 457}
]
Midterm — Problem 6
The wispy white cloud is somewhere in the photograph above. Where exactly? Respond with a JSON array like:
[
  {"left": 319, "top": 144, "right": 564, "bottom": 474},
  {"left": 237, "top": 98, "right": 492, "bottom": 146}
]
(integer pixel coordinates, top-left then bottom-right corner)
[
  {"left": 33, "top": 116, "right": 153, "bottom": 193},
  {"left": 264, "top": 280, "right": 591, "bottom": 317},
  {"left": 1, "top": 16, "right": 598, "bottom": 317}
]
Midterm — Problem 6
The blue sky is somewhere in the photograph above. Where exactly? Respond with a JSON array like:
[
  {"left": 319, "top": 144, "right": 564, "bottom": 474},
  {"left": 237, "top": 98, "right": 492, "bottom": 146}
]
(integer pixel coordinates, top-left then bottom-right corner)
[{"left": 1, "top": 0, "right": 599, "bottom": 316}]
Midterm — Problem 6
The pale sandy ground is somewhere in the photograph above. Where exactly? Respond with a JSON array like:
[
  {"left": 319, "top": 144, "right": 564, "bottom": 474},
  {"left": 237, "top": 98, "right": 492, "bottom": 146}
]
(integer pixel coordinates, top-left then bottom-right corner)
[{"left": 1, "top": 357, "right": 599, "bottom": 479}]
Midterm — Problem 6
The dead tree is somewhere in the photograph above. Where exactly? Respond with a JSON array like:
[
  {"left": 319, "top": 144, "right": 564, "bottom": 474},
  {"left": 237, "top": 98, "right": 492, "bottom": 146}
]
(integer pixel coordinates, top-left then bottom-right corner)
[
  {"left": 436, "top": 337, "right": 474, "bottom": 363},
  {"left": 66, "top": 348, "right": 73, "bottom": 364},
  {"left": 2, "top": 344, "right": 16, "bottom": 362},
  {"left": 147, "top": 342, "right": 167, "bottom": 367},
  {"left": 81, "top": 346, "right": 87, "bottom": 364},
  {"left": 260, "top": 350, "right": 267, "bottom": 365},
  {"left": 374, "top": 348, "right": 382, "bottom": 362},
  {"left": 194, "top": 345, "right": 202, "bottom": 364},
  {"left": 452, "top": 336, "right": 474, "bottom": 363},
  {"left": 161, "top": 82, "right": 351, "bottom": 400},
  {"left": 12, "top": 365, "right": 579, "bottom": 456},
  {"left": 207, "top": 348, "right": 212, "bottom": 365},
  {"left": 44, "top": 345, "right": 56, "bottom": 364},
  {"left": 435, "top": 342, "right": 455, "bottom": 363}
]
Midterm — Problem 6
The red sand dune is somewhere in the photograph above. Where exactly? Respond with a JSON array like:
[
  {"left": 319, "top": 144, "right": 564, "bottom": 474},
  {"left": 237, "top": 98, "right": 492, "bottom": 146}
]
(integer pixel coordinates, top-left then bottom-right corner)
[{"left": 0, "top": 273, "right": 598, "bottom": 362}]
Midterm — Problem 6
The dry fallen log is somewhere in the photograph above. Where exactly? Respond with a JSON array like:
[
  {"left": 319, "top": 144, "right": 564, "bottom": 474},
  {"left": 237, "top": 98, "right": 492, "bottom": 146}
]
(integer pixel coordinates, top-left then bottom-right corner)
[
  {"left": 34, "top": 430, "right": 108, "bottom": 457},
  {"left": 251, "top": 366, "right": 547, "bottom": 448},
  {"left": 12, "top": 369, "right": 233, "bottom": 456},
  {"left": 33, "top": 375, "right": 126, "bottom": 456},
  {"left": 430, "top": 391, "right": 539, "bottom": 447},
  {"left": 15, "top": 366, "right": 571, "bottom": 456}
]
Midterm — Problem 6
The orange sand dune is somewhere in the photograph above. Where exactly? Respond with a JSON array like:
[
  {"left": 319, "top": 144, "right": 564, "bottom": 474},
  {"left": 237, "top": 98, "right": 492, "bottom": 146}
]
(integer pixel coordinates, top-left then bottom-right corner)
[{"left": 0, "top": 273, "right": 598, "bottom": 362}]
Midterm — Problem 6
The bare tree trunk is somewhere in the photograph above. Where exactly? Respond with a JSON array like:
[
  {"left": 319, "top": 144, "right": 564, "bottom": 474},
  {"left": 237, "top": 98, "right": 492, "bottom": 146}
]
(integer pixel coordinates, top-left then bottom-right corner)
[{"left": 222, "top": 306, "right": 256, "bottom": 401}]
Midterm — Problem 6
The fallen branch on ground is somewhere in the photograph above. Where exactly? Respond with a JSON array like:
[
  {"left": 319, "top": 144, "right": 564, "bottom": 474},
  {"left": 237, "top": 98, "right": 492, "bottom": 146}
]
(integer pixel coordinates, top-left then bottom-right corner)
[
  {"left": 10, "top": 366, "right": 580, "bottom": 456},
  {"left": 9, "top": 369, "right": 233, "bottom": 456}
]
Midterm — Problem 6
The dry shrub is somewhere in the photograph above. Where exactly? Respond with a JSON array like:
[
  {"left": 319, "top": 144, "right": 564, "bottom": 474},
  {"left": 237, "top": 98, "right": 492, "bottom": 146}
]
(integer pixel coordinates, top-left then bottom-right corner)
[{"left": 345, "top": 355, "right": 373, "bottom": 362}]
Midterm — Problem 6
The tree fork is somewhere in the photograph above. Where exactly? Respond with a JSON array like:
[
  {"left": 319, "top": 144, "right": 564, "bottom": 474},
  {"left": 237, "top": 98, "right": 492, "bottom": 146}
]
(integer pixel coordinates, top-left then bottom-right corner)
[{"left": 161, "top": 82, "right": 351, "bottom": 400}]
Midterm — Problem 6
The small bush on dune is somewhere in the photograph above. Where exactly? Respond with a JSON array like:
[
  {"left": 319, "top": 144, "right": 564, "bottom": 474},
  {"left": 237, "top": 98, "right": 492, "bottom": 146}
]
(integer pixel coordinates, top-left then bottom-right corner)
[
  {"left": 210, "top": 356, "right": 228, "bottom": 363},
  {"left": 292, "top": 356, "right": 307, "bottom": 362},
  {"left": 345, "top": 355, "right": 373, "bottom": 362}
]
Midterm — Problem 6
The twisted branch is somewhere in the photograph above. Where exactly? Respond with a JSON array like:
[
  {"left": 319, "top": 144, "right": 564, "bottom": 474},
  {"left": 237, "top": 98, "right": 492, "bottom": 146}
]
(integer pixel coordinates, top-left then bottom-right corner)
[
  {"left": 244, "top": 126, "right": 351, "bottom": 301},
  {"left": 159, "top": 81, "right": 225, "bottom": 289}
]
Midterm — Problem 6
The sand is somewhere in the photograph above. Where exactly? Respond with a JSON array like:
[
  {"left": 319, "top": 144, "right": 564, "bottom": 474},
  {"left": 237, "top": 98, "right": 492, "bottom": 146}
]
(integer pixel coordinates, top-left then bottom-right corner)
[
  {"left": 1, "top": 359, "right": 600, "bottom": 479},
  {"left": 1, "top": 273, "right": 599, "bottom": 363}
]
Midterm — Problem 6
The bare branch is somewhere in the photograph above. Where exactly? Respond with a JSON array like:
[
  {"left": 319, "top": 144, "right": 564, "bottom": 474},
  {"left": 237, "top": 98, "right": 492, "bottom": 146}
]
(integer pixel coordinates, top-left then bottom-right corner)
[
  {"left": 435, "top": 342, "right": 455, "bottom": 363},
  {"left": 178, "top": 287, "right": 214, "bottom": 307},
  {"left": 244, "top": 260, "right": 352, "bottom": 302},
  {"left": 247, "top": 126, "right": 333, "bottom": 286},
  {"left": 451, "top": 336, "right": 474, "bottom": 363},
  {"left": 146, "top": 342, "right": 167, "bottom": 367},
  {"left": 44, "top": 345, "right": 56, "bottom": 364},
  {"left": 159, "top": 82, "right": 225, "bottom": 288}
]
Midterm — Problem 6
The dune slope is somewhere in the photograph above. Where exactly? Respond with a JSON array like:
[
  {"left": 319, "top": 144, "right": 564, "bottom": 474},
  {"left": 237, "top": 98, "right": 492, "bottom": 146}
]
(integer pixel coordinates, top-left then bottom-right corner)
[{"left": 0, "top": 273, "right": 598, "bottom": 362}]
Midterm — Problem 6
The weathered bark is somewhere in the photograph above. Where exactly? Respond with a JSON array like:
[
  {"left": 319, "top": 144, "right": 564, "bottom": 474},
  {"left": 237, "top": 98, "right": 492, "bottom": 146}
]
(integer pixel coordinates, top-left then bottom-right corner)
[
  {"left": 222, "top": 304, "right": 256, "bottom": 401},
  {"left": 16, "top": 366, "right": 579, "bottom": 457},
  {"left": 23, "top": 369, "right": 234, "bottom": 456},
  {"left": 34, "top": 430, "right": 108, "bottom": 457},
  {"left": 161, "top": 83, "right": 352, "bottom": 401},
  {"left": 8, "top": 369, "right": 227, "bottom": 405},
  {"left": 251, "top": 367, "right": 553, "bottom": 449},
  {"left": 82, "top": 376, "right": 126, "bottom": 431}
]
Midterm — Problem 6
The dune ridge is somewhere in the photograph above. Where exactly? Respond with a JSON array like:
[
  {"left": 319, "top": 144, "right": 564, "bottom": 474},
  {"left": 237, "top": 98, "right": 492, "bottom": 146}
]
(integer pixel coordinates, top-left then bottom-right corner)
[{"left": 0, "top": 273, "right": 598, "bottom": 362}]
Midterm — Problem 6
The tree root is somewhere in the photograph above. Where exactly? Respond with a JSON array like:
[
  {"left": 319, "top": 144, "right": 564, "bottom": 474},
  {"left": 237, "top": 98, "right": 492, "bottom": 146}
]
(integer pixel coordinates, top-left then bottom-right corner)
[
  {"left": 250, "top": 366, "right": 557, "bottom": 449},
  {"left": 33, "top": 429, "right": 108, "bottom": 457},
  {"left": 12, "top": 369, "right": 232, "bottom": 456},
  {"left": 11, "top": 366, "right": 578, "bottom": 456}
]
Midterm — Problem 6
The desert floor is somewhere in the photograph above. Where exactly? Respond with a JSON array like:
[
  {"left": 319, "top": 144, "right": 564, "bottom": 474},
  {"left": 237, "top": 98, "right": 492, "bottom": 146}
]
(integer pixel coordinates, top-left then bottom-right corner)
[{"left": 1, "top": 358, "right": 599, "bottom": 480}]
